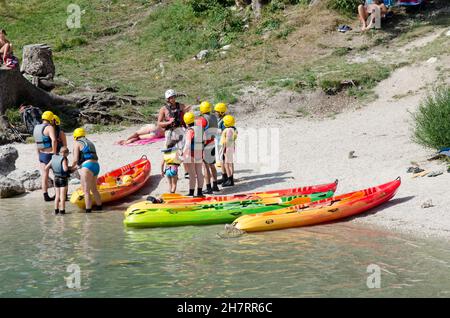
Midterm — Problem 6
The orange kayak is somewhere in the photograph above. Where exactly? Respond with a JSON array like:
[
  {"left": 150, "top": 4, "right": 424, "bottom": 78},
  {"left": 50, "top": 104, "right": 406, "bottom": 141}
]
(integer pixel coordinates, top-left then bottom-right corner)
[
  {"left": 70, "top": 156, "right": 151, "bottom": 209},
  {"left": 232, "top": 177, "right": 401, "bottom": 232},
  {"left": 159, "top": 180, "right": 339, "bottom": 204}
]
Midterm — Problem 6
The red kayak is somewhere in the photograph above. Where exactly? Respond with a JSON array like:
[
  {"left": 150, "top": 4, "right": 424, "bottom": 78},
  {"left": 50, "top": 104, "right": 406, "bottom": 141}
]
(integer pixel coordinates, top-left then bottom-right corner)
[{"left": 159, "top": 180, "right": 339, "bottom": 204}]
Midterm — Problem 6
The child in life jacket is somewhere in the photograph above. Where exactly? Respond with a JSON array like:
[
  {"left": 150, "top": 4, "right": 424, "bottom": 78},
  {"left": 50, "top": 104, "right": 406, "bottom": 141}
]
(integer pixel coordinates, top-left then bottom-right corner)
[
  {"left": 161, "top": 140, "right": 182, "bottom": 193},
  {"left": 182, "top": 112, "right": 205, "bottom": 197},
  {"left": 220, "top": 115, "right": 238, "bottom": 187},
  {"left": 45, "top": 146, "right": 71, "bottom": 215}
]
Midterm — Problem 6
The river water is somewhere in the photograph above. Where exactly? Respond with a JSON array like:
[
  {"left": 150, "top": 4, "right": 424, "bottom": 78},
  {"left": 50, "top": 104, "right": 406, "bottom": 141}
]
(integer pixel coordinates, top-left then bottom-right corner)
[{"left": 0, "top": 197, "right": 449, "bottom": 298}]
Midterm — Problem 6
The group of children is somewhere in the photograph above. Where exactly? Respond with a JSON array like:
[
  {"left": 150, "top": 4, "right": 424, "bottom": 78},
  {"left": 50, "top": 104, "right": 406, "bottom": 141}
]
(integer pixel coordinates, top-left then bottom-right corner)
[{"left": 160, "top": 97, "right": 238, "bottom": 198}]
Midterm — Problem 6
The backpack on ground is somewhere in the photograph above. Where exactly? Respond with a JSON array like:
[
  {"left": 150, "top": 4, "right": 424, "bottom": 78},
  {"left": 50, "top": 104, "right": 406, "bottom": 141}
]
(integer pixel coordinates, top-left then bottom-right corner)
[{"left": 20, "top": 105, "right": 43, "bottom": 134}]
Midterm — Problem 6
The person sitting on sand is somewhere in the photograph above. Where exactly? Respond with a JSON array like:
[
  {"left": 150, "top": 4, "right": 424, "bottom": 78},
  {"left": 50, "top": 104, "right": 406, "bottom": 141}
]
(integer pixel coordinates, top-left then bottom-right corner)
[
  {"left": 52, "top": 115, "right": 67, "bottom": 153},
  {"left": 358, "top": 0, "right": 388, "bottom": 31},
  {"left": 71, "top": 128, "right": 102, "bottom": 213},
  {"left": 116, "top": 123, "right": 164, "bottom": 145},
  {"left": 161, "top": 140, "right": 182, "bottom": 194},
  {"left": 0, "top": 29, "right": 13, "bottom": 64},
  {"left": 46, "top": 146, "right": 71, "bottom": 215},
  {"left": 33, "top": 111, "right": 58, "bottom": 202}
]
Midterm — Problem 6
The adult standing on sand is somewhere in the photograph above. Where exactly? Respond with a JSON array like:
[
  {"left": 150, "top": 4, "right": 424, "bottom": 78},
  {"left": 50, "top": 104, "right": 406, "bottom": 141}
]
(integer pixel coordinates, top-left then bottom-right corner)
[
  {"left": 71, "top": 128, "right": 102, "bottom": 213},
  {"left": 33, "top": 111, "right": 58, "bottom": 202},
  {"left": 157, "top": 89, "right": 191, "bottom": 148}
]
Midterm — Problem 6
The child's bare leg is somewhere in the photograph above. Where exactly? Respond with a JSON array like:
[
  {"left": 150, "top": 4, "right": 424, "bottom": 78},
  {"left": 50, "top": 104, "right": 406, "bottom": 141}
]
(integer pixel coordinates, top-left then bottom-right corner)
[
  {"left": 54, "top": 188, "right": 60, "bottom": 211},
  {"left": 204, "top": 163, "right": 211, "bottom": 185},
  {"left": 195, "top": 163, "right": 204, "bottom": 189},
  {"left": 209, "top": 164, "right": 218, "bottom": 182},
  {"left": 60, "top": 187, "right": 68, "bottom": 211},
  {"left": 186, "top": 163, "right": 196, "bottom": 190}
]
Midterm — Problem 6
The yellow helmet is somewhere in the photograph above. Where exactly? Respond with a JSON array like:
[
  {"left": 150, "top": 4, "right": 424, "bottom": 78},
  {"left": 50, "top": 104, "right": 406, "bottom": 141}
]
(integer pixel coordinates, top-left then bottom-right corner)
[
  {"left": 53, "top": 115, "right": 61, "bottom": 126},
  {"left": 73, "top": 127, "right": 86, "bottom": 140},
  {"left": 183, "top": 112, "right": 195, "bottom": 125},
  {"left": 214, "top": 102, "right": 227, "bottom": 114},
  {"left": 41, "top": 111, "right": 54, "bottom": 122},
  {"left": 223, "top": 115, "right": 235, "bottom": 128},
  {"left": 199, "top": 101, "right": 212, "bottom": 114}
]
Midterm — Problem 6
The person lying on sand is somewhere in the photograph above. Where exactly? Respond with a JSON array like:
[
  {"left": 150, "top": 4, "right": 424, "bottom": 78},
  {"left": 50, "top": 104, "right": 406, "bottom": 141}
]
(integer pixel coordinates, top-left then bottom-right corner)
[
  {"left": 358, "top": 0, "right": 388, "bottom": 31},
  {"left": 116, "top": 123, "right": 164, "bottom": 145},
  {"left": 0, "top": 29, "right": 13, "bottom": 64}
]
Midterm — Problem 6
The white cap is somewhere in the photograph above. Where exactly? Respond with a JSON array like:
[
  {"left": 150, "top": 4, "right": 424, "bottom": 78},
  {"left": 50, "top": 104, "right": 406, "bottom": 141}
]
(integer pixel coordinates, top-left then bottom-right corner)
[{"left": 165, "top": 89, "right": 176, "bottom": 100}]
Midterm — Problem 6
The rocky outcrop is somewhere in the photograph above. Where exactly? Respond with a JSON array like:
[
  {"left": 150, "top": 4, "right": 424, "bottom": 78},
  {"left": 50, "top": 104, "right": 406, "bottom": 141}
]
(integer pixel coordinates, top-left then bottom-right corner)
[
  {"left": 0, "top": 146, "right": 19, "bottom": 175},
  {"left": 7, "top": 169, "right": 43, "bottom": 191},
  {"left": 21, "top": 44, "right": 56, "bottom": 92},
  {"left": 0, "top": 176, "right": 25, "bottom": 198}
]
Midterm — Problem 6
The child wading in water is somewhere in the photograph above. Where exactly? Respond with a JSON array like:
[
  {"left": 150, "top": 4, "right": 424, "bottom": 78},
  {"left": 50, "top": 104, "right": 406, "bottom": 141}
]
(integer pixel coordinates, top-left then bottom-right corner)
[
  {"left": 161, "top": 140, "right": 182, "bottom": 193},
  {"left": 46, "top": 147, "right": 70, "bottom": 214},
  {"left": 220, "top": 115, "right": 238, "bottom": 187}
]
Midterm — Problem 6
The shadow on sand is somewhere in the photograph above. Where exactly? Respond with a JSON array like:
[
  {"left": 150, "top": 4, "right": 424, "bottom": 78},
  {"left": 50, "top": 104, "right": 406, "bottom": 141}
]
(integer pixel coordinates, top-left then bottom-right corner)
[{"left": 220, "top": 171, "right": 294, "bottom": 194}]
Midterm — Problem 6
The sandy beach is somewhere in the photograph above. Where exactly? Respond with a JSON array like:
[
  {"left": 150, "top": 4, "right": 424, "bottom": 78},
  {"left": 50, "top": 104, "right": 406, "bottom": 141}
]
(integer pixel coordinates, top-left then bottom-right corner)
[{"left": 10, "top": 52, "right": 450, "bottom": 240}]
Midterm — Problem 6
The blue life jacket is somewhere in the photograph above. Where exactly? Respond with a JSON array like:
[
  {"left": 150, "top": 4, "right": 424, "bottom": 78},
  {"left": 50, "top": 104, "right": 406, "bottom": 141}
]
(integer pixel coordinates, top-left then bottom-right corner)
[
  {"left": 77, "top": 137, "right": 98, "bottom": 165},
  {"left": 51, "top": 154, "right": 69, "bottom": 178},
  {"left": 33, "top": 123, "right": 52, "bottom": 149}
]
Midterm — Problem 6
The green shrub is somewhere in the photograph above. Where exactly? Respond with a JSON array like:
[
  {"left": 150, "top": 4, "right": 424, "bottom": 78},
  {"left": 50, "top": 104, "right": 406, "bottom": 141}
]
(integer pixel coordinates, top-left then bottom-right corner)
[
  {"left": 328, "top": 0, "right": 361, "bottom": 16},
  {"left": 413, "top": 87, "right": 450, "bottom": 150},
  {"left": 5, "top": 109, "right": 22, "bottom": 125}
]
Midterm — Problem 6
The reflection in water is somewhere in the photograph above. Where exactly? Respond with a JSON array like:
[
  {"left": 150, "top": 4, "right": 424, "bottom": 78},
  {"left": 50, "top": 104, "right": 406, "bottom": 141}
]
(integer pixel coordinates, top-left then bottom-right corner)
[{"left": 0, "top": 197, "right": 449, "bottom": 297}]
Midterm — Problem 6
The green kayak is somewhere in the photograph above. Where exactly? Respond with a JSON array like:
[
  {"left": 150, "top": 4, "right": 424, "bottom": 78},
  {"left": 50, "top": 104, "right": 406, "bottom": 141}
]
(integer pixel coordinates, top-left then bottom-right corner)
[{"left": 123, "top": 191, "right": 334, "bottom": 228}]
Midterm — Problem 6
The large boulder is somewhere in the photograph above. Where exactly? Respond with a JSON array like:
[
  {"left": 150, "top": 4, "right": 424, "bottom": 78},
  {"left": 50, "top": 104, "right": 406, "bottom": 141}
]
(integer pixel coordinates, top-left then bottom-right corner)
[
  {"left": 20, "top": 44, "right": 55, "bottom": 79},
  {"left": 0, "top": 176, "right": 25, "bottom": 198},
  {"left": 0, "top": 146, "right": 19, "bottom": 176},
  {"left": 7, "top": 169, "right": 43, "bottom": 191}
]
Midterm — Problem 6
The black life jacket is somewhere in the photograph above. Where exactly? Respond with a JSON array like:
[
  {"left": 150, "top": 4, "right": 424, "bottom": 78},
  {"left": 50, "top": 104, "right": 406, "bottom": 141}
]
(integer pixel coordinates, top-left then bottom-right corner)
[{"left": 165, "top": 103, "right": 184, "bottom": 130}]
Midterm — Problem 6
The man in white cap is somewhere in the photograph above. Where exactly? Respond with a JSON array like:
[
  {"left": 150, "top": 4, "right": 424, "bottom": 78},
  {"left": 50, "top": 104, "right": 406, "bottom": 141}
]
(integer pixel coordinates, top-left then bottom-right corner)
[{"left": 157, "top": 89, "right": 191, "bottom": 147}]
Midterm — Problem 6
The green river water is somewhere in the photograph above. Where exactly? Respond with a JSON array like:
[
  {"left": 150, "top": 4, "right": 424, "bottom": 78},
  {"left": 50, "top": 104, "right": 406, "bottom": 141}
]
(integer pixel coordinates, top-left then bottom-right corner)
[{"left": 1, "top": 197, "right": 449, "bottom": 298}]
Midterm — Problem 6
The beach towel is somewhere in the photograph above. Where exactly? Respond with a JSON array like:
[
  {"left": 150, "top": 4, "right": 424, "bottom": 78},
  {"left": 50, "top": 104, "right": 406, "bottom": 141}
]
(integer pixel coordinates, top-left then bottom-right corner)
[{"left": 115, "top": 136, "right": 165, "bottom": 147}]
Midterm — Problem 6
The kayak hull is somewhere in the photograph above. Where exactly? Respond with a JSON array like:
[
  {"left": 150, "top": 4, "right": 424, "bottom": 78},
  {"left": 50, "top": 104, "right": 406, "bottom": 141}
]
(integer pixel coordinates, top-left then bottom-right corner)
[
  {"left": 123, "top": 191, "right": 335, "bottom": 228},
  {"left": 70, "top": 156, "right": 151, "bottom": 209},
  {"left": 125, "top": 180, "right": 338, "bottom": 216},
  {"left": 232, "top": 178, "right": 401, "bottom": 232}
]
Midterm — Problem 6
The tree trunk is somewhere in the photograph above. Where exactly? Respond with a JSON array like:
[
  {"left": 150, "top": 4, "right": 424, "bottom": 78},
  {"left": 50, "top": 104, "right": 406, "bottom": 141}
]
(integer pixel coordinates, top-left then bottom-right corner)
[{"left": 0, "top": 67, "right": 73, "bottom": 125}]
